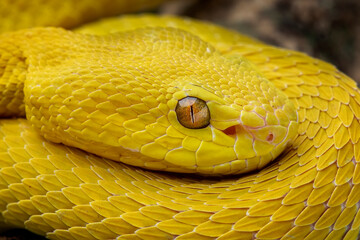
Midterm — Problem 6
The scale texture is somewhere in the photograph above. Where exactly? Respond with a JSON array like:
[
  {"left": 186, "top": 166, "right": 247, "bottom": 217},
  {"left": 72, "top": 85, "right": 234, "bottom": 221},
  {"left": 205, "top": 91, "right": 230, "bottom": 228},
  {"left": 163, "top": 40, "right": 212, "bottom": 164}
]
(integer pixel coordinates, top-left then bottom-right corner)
[{"left": 0, "top": 2, "right": 360, "bottom": 240}]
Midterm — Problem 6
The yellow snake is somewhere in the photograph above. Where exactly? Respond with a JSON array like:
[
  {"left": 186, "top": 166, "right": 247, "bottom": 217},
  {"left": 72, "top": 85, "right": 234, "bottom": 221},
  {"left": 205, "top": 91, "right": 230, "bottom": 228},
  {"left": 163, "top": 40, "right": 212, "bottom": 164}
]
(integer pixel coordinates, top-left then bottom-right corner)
[{"left": 0, "top": 1, "right": 360, "bottom": 240}]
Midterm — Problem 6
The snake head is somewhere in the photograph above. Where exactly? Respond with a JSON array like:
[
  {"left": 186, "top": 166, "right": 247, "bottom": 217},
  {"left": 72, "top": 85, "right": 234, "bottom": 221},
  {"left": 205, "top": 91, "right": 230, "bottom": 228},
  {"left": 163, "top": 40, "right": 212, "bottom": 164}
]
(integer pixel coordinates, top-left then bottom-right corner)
[
  {"left": 23, "top": 27, "right": 298, "bottom": 175},
  {"left": 161, "top": 69, "right": 299, "bottom": 175}
]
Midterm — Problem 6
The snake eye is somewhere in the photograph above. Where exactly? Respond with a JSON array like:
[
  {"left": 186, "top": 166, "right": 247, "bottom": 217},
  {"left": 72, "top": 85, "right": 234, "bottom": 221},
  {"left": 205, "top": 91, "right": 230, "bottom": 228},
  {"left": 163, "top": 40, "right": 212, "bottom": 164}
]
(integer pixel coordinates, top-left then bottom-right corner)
[{"left": 175, "top": 97, "right": 210, "bottom": 129}]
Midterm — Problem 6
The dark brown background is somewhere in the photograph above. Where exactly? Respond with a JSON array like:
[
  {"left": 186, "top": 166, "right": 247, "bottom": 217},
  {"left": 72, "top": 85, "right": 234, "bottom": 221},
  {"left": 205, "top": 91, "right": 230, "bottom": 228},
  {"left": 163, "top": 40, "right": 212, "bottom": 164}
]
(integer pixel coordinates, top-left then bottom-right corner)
[
  {"left": 160, "top": 0, "right": 360, "bottom": 83},
  {"left": 1, "top": 0, "right": 359, "bottom": 239}
]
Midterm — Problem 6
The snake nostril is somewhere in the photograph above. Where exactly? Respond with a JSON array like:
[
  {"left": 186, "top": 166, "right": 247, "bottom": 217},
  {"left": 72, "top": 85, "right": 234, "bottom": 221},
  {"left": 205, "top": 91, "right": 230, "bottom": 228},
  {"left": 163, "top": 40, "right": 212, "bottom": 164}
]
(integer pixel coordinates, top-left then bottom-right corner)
[
  {"left": 266, "top": 133, "right": 274, "bottom": 142},
  {"left": 222, "top": 125, "right": 236, "bottom": 136}
]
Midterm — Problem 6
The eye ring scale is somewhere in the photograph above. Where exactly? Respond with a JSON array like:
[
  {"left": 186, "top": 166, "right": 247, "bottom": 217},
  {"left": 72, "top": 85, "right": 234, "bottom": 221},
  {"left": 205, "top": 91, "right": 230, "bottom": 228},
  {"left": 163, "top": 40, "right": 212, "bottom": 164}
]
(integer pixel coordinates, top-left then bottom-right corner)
[{"left": 175, "top": 96, "right": 210, "bottom": 129}]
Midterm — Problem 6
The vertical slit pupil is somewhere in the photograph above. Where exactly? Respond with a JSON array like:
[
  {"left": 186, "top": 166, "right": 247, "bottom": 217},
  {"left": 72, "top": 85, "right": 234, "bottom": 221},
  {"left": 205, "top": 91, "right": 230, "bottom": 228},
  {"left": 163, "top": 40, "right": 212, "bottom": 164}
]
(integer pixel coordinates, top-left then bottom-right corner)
[{"left": 190, "top": 105, "right": 194, "bottom": 123}]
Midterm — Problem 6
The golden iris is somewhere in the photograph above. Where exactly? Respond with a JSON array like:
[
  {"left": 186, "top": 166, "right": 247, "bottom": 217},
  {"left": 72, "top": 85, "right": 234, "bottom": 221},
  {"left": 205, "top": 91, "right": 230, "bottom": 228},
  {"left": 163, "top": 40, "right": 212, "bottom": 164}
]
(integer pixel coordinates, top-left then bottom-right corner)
[{"left": 175, "top": 97, "right": 210, "bottom": 129}]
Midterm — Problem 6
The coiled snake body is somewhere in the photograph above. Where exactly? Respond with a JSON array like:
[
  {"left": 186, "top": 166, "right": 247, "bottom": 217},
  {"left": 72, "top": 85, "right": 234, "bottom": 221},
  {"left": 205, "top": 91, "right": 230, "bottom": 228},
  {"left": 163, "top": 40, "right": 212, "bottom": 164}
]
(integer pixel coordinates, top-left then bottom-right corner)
[{"left": 1, "top": 1, "right": 360, "bottom": 240}]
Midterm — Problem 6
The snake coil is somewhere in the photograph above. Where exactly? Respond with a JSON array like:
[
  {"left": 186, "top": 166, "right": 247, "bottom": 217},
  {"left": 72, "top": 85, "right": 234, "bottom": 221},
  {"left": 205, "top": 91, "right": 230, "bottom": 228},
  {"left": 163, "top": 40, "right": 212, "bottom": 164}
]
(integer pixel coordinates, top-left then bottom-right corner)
[{"left": 0, "top": 1, "right": 360, "bottom": 240}]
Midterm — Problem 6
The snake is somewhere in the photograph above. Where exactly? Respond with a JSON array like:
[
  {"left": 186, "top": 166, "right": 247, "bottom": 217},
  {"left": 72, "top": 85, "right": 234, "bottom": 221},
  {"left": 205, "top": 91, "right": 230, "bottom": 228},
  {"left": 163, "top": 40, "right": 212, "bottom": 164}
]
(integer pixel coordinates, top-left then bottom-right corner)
[{"left": 0, "top": 1, "right": 360, "bottom": 240}]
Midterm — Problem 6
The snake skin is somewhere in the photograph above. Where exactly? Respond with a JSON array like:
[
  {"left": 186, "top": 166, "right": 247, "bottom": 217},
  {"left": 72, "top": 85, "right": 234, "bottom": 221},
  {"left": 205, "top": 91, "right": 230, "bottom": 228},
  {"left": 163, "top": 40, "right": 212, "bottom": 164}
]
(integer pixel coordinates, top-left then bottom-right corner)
[{"left": 1, "top": 2, "right": 360, "bottom": 240}]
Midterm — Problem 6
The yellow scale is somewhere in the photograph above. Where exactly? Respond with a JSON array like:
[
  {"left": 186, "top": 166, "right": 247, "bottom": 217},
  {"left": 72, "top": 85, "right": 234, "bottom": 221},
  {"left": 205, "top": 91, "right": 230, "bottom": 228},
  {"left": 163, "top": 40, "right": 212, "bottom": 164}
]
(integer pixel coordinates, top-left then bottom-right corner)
[{"left": 0, "top": 1, "right": 359, "bottom": 240}]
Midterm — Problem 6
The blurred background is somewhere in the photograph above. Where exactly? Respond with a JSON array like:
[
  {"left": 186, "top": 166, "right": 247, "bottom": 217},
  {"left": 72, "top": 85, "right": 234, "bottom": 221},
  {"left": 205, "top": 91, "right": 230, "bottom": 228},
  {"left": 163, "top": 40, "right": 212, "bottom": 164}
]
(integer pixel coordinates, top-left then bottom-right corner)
[{"left": 159, "top": 0, "right": 360, "bottom": 82}]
